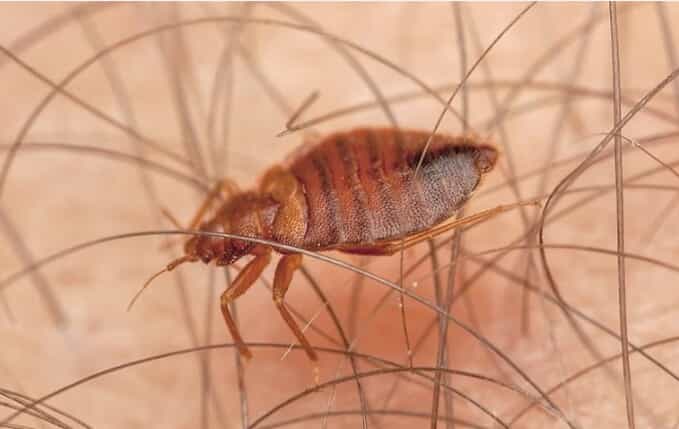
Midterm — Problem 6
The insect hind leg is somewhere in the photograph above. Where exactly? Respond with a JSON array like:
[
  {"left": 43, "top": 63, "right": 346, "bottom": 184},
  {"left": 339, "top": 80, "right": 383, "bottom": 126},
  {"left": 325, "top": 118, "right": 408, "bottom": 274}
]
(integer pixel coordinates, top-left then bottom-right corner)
[
  {"left": 272, "top": 254, "right": 319, "bottom": 363},
  {"left": 398, "top": 200, "right": 540, "bottom": 251},
  {"left": 335, "top": 199, "right": 540, "bottom": 256}
]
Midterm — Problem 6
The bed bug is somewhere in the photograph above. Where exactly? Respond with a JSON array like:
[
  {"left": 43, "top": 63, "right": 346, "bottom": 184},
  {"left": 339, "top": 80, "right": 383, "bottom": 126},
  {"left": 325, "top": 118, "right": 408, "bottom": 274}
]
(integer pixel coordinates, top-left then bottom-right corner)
[{"left": 132, "top": 127, "right": 505, "bottom": 363}]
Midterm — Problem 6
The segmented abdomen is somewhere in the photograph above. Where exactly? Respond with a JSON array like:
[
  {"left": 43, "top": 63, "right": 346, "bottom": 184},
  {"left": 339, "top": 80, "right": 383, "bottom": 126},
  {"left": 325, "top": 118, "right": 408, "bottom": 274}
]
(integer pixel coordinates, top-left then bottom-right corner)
[{"left": 289, "top": 127, "right": 490, "bottom": 249}]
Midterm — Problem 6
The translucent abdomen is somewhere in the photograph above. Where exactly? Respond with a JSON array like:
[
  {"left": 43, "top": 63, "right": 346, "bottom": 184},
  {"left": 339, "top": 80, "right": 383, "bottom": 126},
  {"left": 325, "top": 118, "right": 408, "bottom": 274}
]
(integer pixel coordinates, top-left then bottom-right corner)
[{"left": 288, "top": 127, "right": 497, "bottom": 249}]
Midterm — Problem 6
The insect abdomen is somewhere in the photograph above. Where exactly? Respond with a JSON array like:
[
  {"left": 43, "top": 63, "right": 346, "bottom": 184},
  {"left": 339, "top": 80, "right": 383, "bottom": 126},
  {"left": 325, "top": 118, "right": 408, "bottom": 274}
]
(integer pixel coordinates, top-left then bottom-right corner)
[{"left": 289, "top": 128, "right": 494, "bottom": 249}]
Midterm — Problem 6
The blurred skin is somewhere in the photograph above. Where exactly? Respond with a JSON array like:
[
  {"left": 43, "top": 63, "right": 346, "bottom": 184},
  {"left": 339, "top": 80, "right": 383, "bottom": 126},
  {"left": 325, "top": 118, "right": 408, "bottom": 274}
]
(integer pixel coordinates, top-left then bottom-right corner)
[{"left": 2, "top": 2, "right": 679, "bottom": 428}]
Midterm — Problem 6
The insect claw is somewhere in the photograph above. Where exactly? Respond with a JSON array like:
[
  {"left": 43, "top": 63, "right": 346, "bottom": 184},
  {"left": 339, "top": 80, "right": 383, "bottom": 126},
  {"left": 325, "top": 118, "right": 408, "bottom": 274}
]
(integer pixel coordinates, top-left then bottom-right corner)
[
  {"left": 276, "top": 128, "right": 292, "bottom": 138},
  {"left": 240, "top": 348, "right": 253, "bottom": 362},
  {"left": 312, "top": 365, "right": 320, "bottom": 387}
]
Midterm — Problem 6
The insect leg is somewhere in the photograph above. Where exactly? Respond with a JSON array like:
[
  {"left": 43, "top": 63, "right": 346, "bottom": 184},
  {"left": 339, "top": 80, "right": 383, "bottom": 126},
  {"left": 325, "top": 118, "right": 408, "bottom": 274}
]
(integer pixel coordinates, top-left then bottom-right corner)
[
  {"left": 337, "top": 200, "right": 540, "bottom": 256},
  {"left": 397, "top": 199, "right": 541, "bottom": 250},
  {"left": 160, "top": 178, "right": 239, "bottom": 250},
  {"left": 272, "top": 253, "right": 319, "bottom": 362},
  {"left": 187, "top": 178, "right": 239, "bottom": 230},
  {"left": 220, "top": 245, "right": 272, "bottom": 360}
]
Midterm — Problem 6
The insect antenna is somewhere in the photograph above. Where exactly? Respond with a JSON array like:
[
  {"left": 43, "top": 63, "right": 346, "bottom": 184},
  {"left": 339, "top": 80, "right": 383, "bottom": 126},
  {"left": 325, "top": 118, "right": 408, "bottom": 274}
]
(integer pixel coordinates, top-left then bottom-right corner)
[{"left": 126, "top": 255, "right": 197, "bottom": 311}]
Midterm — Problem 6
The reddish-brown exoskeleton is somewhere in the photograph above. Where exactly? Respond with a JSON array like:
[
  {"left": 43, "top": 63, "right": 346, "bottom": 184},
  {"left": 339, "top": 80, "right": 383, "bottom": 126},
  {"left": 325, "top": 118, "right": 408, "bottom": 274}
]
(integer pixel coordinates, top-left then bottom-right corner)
[{"left": 136, "top": 127, "right": 506, "bottom": 363}]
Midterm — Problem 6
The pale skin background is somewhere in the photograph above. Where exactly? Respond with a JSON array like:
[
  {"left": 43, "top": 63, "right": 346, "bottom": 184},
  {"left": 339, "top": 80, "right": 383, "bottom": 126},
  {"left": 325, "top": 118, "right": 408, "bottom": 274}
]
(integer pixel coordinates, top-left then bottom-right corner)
[{"left": 2, "top": 2, "right": 679, "bottom": 429}]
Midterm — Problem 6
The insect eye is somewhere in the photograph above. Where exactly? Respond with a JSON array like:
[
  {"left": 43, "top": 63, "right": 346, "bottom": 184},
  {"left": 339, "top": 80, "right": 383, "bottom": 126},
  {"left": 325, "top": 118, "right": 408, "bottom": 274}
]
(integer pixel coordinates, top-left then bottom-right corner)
[{"left": 197, "top": 247, "right": 215, "bottom": 264}]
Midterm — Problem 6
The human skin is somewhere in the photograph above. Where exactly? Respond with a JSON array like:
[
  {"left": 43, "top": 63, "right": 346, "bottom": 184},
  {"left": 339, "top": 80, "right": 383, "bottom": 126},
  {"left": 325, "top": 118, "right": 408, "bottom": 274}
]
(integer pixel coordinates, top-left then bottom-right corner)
[{"left": 2, "top": 3, "right": 679, "bottom": 428}]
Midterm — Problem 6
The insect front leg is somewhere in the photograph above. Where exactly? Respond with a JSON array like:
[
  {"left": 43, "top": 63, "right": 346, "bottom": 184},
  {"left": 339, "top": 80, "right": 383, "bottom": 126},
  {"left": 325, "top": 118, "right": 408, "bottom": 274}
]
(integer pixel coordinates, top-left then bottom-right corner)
[
  {"left": 272, "top": 253, "right": 319, "bottom": 363},
  {"left": 219, "top": 245, "right": 271, "bottom": 360},
  {"left": 161, "top": 178, "right": 238, "bottom": 250},
  {"left": 160, "top": 178, "right": 239, "bottom": 250},
  {"left": 186, "top": 178, "right": 240, "bottom": 230}
]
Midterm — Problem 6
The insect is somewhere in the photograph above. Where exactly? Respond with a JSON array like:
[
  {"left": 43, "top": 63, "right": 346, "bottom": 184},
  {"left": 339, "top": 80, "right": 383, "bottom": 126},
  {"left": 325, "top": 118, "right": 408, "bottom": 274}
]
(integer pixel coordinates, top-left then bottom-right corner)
[{"left": 133, "top": 127, "right": 505, "bottom": 363}]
